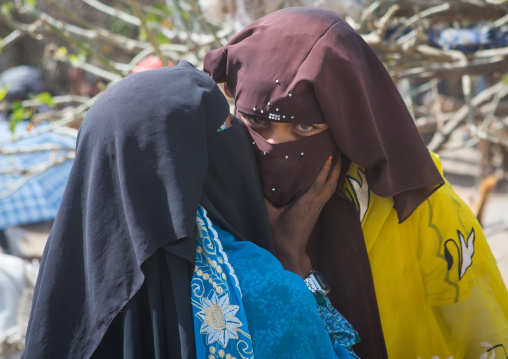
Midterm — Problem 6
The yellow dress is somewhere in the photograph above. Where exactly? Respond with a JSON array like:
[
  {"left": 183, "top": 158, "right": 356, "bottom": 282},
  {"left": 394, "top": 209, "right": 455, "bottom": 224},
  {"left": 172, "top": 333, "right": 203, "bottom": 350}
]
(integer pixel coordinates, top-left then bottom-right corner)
[{"left": 343, "top": 152, "right": 508, "bottom": 359}]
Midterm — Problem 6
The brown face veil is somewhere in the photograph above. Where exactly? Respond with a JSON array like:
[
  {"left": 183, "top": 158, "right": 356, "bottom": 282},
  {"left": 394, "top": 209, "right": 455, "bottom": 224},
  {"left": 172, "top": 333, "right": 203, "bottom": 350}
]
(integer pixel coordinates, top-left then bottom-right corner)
[
  {"left": 246, "top": 125, "right": 338, "bottom": 206},
  {"left": 205, "top": 7, "right": 444, "bottom": 358}
]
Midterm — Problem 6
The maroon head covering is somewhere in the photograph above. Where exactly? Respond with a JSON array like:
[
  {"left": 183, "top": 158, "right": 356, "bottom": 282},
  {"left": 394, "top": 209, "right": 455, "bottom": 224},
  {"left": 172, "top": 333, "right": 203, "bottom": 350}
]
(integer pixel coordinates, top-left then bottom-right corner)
[
  {"left": 205, "top": 7, "right": 444, "bottom": 222},
  {"left": 205, "top": 7, "right": 445, "bottom": 358}
]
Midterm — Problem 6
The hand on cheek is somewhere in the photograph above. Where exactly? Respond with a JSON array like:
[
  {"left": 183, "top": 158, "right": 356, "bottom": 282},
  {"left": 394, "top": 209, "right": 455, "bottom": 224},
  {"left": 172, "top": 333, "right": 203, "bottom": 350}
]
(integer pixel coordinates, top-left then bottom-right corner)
[{"left": 264, "top": 156, "right": 342, "bottom": 278}]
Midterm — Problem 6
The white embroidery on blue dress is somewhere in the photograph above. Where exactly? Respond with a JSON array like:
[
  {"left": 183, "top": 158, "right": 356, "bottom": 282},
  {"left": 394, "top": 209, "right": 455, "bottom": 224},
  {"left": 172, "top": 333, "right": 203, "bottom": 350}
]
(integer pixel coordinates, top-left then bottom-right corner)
[
  {"left": 195, "top": 291, "right": 243, "bottom": 347},
  {"left": 197, "top": 207, "right": 242, "bottom": 296},
  {"left": 191, "top": 206, "right": 254, "bottom": 359}
]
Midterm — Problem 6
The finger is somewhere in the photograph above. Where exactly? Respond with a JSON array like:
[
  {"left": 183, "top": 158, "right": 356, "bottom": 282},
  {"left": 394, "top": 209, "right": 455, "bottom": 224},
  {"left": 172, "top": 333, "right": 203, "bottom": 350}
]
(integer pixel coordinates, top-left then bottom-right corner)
[
  {"left": 310, "top": 156, "right": 333, "bottom": 193},
  {"left": 323, "top": 157, "right": 342, "bottom": 193},
  {"left": 294, "top": 156, "right": 333, "bottom": 211},
  {"left": 313, "top": 157, "right": 342, "bottom": 204},
  {"left": 297, "top": 156, "right": 332, "bottom": 205}
]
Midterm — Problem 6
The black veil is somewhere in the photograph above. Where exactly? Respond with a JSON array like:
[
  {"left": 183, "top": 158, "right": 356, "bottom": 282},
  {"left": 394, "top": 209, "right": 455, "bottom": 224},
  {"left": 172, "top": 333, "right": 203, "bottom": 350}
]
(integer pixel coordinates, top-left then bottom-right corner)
[{"left": 23, "top": 61, "right": 272, "bottom": 359}]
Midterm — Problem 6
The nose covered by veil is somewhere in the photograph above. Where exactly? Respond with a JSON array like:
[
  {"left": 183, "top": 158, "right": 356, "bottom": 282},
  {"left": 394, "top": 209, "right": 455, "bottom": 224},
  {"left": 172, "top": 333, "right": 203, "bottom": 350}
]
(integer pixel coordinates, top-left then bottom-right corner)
[{"left": 205, "top": 7, "right": 445, "bottom": 358}]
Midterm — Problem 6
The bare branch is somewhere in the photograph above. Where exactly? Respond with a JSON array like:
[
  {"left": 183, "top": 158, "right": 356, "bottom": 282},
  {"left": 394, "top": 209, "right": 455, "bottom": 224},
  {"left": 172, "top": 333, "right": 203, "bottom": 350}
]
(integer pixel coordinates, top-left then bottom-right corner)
[
  {"left": 81, "top": 0, "right": 233, "bottom": 44},
  {"left": 415, "top": 114, "right": 454, "bottom": 133},
  {"left": 37, "top": 16, "right": 124, "bottom": 76},
  {"left": 128, "top": 0, "right": 165, "bottom": 64},
  {"left": 0, "top": 153, "right": 75, "bottom": 200},
  {"left": 0, "top": 95, "right": 91, "bottom": 112},
  {"left": 8, "top": 94, "right": 100, "bottom": 143},
  {"left": 376, "top": 4, "right": 399, "bottom": 40},
  {"left": 82, "top": 0, "right": 140, "bottom": 26},
  {"left": 45, "top": 0, "right": 148, "bottom": 54},
  {"left": 390, "top": 3, "right": 450, "bottom": 41},
  {"left": 1, "top": 30, "right": 23, "bottom": 48},
  {"left": 357, "top": 1, "right": 380, "bottom": 34},
  {"left": 385, "top": 1, "right": 508, "bottom": 22},
  {"left": 0, "top": 144, "right": 75, "bottom": 155},
  {"left": 392, "top": 52, "right": 507, "bottom": 80},
  {"left": 428, "top": 82, "right": 508, "bottom": 152}
]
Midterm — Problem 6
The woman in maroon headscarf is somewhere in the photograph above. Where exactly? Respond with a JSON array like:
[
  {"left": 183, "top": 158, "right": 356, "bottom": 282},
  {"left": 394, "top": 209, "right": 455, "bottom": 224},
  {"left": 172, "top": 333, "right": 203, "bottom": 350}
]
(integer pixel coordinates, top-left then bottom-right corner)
[{"left": 204, "top": 7, "right": 508, "bottom": 358}]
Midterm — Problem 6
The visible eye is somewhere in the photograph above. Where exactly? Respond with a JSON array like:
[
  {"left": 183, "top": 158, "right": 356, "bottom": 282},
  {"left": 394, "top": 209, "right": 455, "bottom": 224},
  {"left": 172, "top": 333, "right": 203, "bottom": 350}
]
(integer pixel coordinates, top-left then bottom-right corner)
[
  {"left": 295, "top": 123, "right": 316, "bottom": 131},
  {"left": 293, "top": 123, "right": 329, "bottom": 137},
  {"left": 242, "top": 114, "right": 267, "bottom": 127}
]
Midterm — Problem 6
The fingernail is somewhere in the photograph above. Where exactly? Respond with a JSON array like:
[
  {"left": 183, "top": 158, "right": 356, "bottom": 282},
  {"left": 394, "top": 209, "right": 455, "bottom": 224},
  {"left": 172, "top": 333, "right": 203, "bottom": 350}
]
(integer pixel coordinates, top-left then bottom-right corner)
[{"left": 328, "top": 156, "right": 332, "bottom": 162}]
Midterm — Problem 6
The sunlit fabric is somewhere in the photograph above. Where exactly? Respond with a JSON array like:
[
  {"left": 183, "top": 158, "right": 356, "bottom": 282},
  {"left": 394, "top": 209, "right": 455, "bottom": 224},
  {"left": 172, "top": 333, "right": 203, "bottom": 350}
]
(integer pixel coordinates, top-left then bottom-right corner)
[
  {"left": 192, "top": 206, "right": 358, "bottom": 358},
  {"left": 343, "top": 153, "right": 508, "bottom": 358}
]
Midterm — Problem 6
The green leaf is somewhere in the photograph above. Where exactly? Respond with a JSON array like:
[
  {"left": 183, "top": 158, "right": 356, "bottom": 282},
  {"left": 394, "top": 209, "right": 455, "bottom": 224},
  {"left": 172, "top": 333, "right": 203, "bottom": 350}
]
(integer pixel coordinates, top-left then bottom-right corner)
[
  {"left": 11, "top": 101, "right": 21, "bottom": 112},
  {"left": 19, "top": 0, "right": 36, "bottom": 8},
  {"left": 35, "top": 92, "right": 56, "bottom": 108},
  {"left": 0, "top": 85, "right": 9, "bottom": 101},
  {"left": 146, "top": 13, "right": 160, "bottom": 23},
  {"left": 0, "top": 2, "right": 13, "bottom": 16},
  {"left": 57, "top": 46, "right": 68, "bottom": 58},
  {"left": 69, "top": 50, "right": 88, "bottom": 65},
  {"left": 502, "top": 74, "right": 508, "bottom": 85},
  {"left": 9, "top": 119, "right": 17, "bottom": 133},
  {"left": 77, "top": 49, "right": 88, "bottom": 59},
  {"left": 139, "top": 28, "right": 147, "bottom": 42},
  {"left": 154, "top": 3, "right": 171, "bottom": 15},
  {"left": 9, "top": 116, "right": 20, "bottom": 133},
  {"left": 107, "top": 18, "right": 136, "bottom": 37},
  {"left": 155, "top": 32, "right": 170, "bottom": 45},
  {"left": 68, "top": 54, "right": 79, "bottom": 66},
  {"left": 8, "top": 101, "right": 32, "bottom": 133}
]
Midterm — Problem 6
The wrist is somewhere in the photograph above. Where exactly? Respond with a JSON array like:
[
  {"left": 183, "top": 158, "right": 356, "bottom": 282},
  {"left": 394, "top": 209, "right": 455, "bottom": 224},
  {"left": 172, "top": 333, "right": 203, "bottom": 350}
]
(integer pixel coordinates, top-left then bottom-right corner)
[
  {"left": 273, "top": 235, "right": 307, "bottom": 259},
  {"left": 276, "top": 252, "right": 312, "bottom": 278}
]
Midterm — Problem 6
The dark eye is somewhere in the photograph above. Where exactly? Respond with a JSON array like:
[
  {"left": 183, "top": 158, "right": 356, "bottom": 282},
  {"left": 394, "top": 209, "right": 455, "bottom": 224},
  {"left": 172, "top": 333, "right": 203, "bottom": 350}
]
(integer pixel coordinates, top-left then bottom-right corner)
[
  {"left": 245, "top": 115, "right": 266, "bottom": 126},
  {"left": 295, "top": 124, "right": 315, "bottom": 131},
  {"left": 238, "top": 112, "right": 267, "bottom": 127}
]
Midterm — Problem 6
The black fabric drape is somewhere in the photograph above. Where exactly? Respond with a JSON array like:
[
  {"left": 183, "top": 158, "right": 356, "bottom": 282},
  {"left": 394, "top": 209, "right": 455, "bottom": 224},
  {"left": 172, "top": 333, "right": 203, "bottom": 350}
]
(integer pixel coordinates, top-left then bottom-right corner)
[
  {"left": 89, "top": 120, "right": 273, "bottom": 359},
  {"left": 92, "top": 249, "right": 193, "bottom": 359},
  {"left": 22, "top": 62, "right": 272, "bottom": 359}
]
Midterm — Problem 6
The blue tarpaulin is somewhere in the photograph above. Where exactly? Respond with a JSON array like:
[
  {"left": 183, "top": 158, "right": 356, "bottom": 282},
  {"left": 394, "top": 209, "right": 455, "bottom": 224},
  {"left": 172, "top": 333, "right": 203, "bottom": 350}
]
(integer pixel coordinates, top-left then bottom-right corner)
[{"left": 0, "top": 120, "right": 75, "bottom": 229}]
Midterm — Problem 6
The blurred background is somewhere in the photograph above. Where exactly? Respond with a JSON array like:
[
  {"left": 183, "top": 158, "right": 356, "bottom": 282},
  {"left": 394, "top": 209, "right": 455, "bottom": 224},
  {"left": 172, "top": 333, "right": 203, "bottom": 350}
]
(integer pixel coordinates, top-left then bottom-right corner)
[{"left": 1, "top": 0, "right": 508, "bottom": 357}]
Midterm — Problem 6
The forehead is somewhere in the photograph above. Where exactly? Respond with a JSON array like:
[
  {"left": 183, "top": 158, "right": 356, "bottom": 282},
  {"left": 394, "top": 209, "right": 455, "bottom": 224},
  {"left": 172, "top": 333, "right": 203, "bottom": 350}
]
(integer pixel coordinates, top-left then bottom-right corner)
[{"left": 223, "top": 9, "right": 339, "bottom": 125}]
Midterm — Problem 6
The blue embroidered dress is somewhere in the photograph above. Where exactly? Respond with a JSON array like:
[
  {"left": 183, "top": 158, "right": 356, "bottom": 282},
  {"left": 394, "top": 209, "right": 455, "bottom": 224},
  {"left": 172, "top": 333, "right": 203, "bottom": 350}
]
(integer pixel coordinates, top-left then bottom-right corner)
[{"left": 192, "top": 206, "right": 358, "bottom": 358}]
